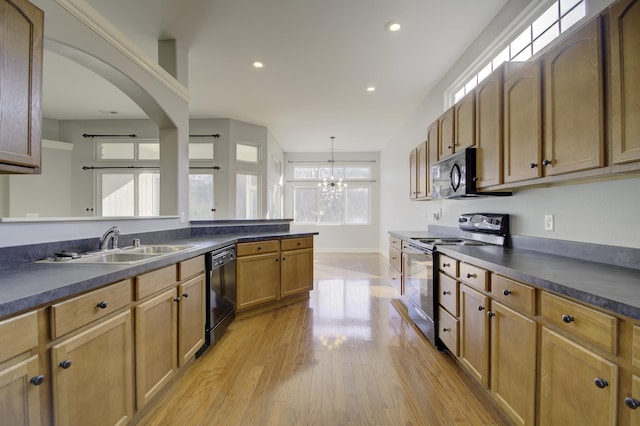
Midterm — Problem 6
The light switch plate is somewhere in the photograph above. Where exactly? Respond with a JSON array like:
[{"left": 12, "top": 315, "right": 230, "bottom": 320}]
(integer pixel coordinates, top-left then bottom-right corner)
[{"left": 544, "top": 214, "right": 554, "bottom": 231}]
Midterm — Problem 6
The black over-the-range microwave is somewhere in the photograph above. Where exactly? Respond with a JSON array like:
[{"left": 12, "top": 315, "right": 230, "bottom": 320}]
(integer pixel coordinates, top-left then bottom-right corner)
[{"left": 431, "top": 147, "right": 512, "bottom": 199}]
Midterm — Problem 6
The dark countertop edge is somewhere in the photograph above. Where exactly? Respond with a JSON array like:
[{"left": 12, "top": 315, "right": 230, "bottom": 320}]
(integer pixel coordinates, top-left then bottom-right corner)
[
  {"left": 389, "top": 231, "right": 640, "bottom": 321},
  {"left": 0, "top": 231, "right": 318, "bottom": 320}
]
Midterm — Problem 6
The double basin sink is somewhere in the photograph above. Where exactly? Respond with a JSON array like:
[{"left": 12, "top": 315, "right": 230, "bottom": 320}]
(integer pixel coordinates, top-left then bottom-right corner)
[{"left": 44, "top": 245, "right": 195, "bottom": 265}]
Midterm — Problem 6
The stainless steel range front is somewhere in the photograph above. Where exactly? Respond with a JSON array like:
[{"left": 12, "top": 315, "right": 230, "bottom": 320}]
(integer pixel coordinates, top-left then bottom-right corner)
[{"left": 402, "top": 213, "right": 510, "bottom": 348}]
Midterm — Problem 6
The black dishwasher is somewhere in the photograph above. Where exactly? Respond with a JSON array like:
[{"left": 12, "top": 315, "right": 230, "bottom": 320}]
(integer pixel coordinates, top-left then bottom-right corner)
[{"left": 196, "top": 245, "right": 236, "bottom": 357}]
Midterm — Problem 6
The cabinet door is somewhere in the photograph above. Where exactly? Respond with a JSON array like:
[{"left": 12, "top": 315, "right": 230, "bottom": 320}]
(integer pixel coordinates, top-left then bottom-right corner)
[
  {"left": 454, "top": 90, "right": 475, "bottom": 151},
  {"left": 475, "top": 66, "right": 503, "bottom": 188},
  {"left": 416, "top": 141, "right": 428, "bottom": 199},
  {"left": 544, "top": 17, "right": 604, "bottom": 175},
  {"left": 409, "top": 148, "right": 418, "bottom": 199},
  {"left": 0, "top": 0, "right": 43, "bottom": 173},
  {"left": 281, "top": 248, "right": 313, "bottom": 298},
  {"left": 236, "top": 253, "right": 280, "bottom": 311},
  {"left": 178, "top": 274, "right": 205, "bottom": 367},
  {"left": 426, "top": 120, "right": 439, "bottom": 197},
  {"left": 459, "top": 284, "right": 489, "bottom": 387},
  {"left": 0, "top": 355, "right": 42, "bottom": 426},
  {"left": 490, "top": 301, "right": 536, "bottom": 426},
  {"left": 438, "top": 107, "right": 455, "bottom": 159},
  {"left": 539, "top": 327, "right": 618, "bottom": 425},
  {"left": 135, "top": 288, "right": 178, "bottom": 408},
  {"left": 503, "top": 61, "right": 543, "bottom": 183},
  {"left": 629, "top": 374, "right": 640, "bottom": 426},
  {"left": 51, "top": 311, "right": 133, "bottom": 426},
  {"left": 610, "top": 0, "right": 640, "bottom": 164}
]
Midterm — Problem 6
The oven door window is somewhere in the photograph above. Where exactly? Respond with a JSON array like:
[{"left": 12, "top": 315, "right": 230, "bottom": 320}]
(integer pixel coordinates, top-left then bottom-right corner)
[{"left": 402, "top": 249, "right": 434, "bottom": 319}]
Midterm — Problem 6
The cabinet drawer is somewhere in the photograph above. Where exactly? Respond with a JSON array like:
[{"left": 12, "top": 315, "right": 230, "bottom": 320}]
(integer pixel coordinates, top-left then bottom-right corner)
[
  {"left": 389, "top": 246, "right": 402, "bottom": 273},
  {"left": 439, "top": 254, "right": 458, "bottom": 277},
  {"left": 490, "top": 274, "right": 536, "bottom": 316},
  {"left": 281, "top": 236, "right": 313, "bottom": 251},
  {"left": 135, "top": 264, "right": 178, "bottom": 300},
  {"left": 236, "top": 240, "right": 279, "bottom": 257},
  {"left": 439, "top": 272, "right": 458, "bottom": 316},
  {"left": 541, "top": 291, "right": 617, "bottom": 354},
  {"left": 439, "top": 306, "right": 459, "bottom": 356},
  {"left": 51, "top": 279, "right": 131, "bottom": 339},
  {"left": 459, "top": 262, "right": 488, "bottom": 291},
  {"left": 178, "top": 255, "right": 204, "bottom": 280},
  {"left": 388, "top": 265, "right": 402, "bottom": 295},
  {"left": 0, "top": 310, "right": 38, "bottom": 363},
  {"left": 389, "top": 236, "right": 402, "bottom": 251}
]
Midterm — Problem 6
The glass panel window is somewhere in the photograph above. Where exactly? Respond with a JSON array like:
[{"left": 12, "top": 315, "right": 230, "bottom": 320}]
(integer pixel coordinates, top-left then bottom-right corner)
[
  {"left": 318, "top": 195, "right": 344, "bottom": 224},
  {"left": 101, "top": 173, "right": 135, "bottom": 216},
  {"left": 138, "top": 142, "right": 160, "bottom": 160},
  {"left": 533, "top": 2, "right": 559, "bottom": 38},
  {"left": 560, "top": 0, "right": 582, "bottom": 15},
  {"left": 465, "top": 76, "right": 478, "bottom": 93},
  {"left": 560, "top": 2, "right": 585, "bottom": 32},
  {"left": 293, "top": 187, "right": 317, "bottom": 223},
  {"left": 510, "top": 28, "right": 532, "bottom": 59},
  {"left": 189, "top": 142, "right": 214, "bottom": 160},
  {"left": 492, "top": 46, "right": 510, "bottom": 69},
  {"left": 293, "top": 167, "right": 318, "bottom": 179},
  {"left": 345, "top": 167, "right": 371, "bottom": 179},
  {"left": 189, "top": 173, "right": 214, "bottom": 220},
  {"left": 236, "top": 143, "right": 259, "bottom": 163},
  {"left": 97, "top": 142, "right": 134, "bottom": 160},
  {"left": 345, "top": 187, "right": 369, "bottom": 224},
  {"left": 512, "top": 46, "right": 532, "bottom": 62},
  {"left": 533, "top": 23, "right": 560, "bottom": 54},
  {"left": 137, "top": 173, "right": 160, "bottom": 216},
  {"left": 454, "top": 87, "right": 466, "bottom": 103},
  {"left": 236, "top": 173, "right": 258, "bottom": 219},
  {"left": 319, "top": 166, "right": 345, "bottom": 180},
  {"left": 477, "top": 62, "right": 493, "bottom": 84}
]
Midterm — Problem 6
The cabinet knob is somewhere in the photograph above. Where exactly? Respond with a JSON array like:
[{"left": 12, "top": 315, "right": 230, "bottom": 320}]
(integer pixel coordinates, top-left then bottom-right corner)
[
  {"left": 59, "top": 360, "right": 72, "bottom": 369},
  {"left": 96, "top": 301, "right": 108, "bottom": 309},
  {"left": 542, "top": 159, "right": 552, "bottom": 166},
  {"left": 487, "top": 311, "right": 495, "bottom": 318},
  {"left": 448, "top": 145, "right": 453, "bottom": 149},
  {"left": 594, "top": 378, "right": 609, "bottom": 389},
  {"left": 562, "top": 314, "right": 575, "bottom": 324},
  {"left": 478, "top": 305, "right": 485, "bottom": 311},
  {"left": 30, "top": 375, "right": 45, "bottom": 386},
  {"left": 502, "top": 289, "right": 512, "bottom": 296},
  {"left": 282, "top": 257, "right": 286, "bottom": 261},
  {"left": 530, "top": 163, "right": 538, "bottom": 168},
  {"left": 257, "top": 246, "right": 262, "bottom": 251},
  {"left": 442, "top": 328, "right": 450, "bottom": 332},
  {"left": 467, "top": 273, "right": 477, "bottom": 279},
  {"left": 625, "top": 397, "right": 640, "bottom": 409},
  {"left": 174, "top": 297, "right": 181, "bottom": 303},
  {"left": 442, "top": 291, "right": 451, "bottom": 295},
  {"left": 442, "top": 263, "right": 450, "bottom": 267},
  {"left": 297, "top": 242, "right": 301, "bottom": 246},
  {"left": 182, "top": 292, "right": 189, "bottom": 298}
]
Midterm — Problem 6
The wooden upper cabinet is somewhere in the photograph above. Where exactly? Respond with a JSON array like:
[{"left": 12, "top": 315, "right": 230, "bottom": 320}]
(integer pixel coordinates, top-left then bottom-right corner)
[
  {"left": 454, "top": 90, "right": 475, "bottom": 151},
  {"left": 544, "top": 17, "right": 605, "bottom": 175},
  {"left": 503, "top": 61, "right": 543, "bottom": 183},
  {"left": 426, "top": 120, "right": 439, "bottom": 197},
  {"left": 475, "top": 66, "right": 504, "bottom": 188},
  {"left": 438, "top": 107, "right": 455, "bottom": 159},
  {"left": 416, "top": 141, "right": 428, "bottom": 199},
  {"left": 610, "top": 0, "right": 640, "bottom": 164},
  {"left": 0, "top": 0, "right": 43, "bottom": 174},
  {"left": 409, "top": 148, "right": 418, "bottom": 199}
]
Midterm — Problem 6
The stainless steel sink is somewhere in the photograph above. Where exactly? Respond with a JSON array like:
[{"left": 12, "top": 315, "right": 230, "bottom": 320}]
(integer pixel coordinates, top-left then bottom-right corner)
[
  {"left": 121, "top": 245, "right": 194, "bottom": 254},
  {"left": 38, "top": 244, "right": 195, "bottom": 264},
  {"left": 72, "top": 252, "right": 159, "bottom": 264}
]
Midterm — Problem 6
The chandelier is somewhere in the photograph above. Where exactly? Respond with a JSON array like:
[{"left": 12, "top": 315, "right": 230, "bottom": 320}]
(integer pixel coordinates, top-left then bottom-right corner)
[{"left": 319, "top": 136, "right": 346, "bottom": 201}]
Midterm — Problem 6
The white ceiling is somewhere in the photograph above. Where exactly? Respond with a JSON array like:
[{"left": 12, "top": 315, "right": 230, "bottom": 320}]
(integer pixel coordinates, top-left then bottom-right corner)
[{"left": 42, "top": 0, "right": 508, "bottom": 152}]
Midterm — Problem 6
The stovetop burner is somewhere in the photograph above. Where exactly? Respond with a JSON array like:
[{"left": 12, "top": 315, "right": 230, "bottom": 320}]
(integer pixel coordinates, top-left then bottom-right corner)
[{"left": 413, "top": 213, "right": 510, "bottom": 249}]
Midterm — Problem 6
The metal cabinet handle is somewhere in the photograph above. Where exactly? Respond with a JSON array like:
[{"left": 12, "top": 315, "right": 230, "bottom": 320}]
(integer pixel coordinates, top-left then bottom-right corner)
[
  {"left": 478, "top": 305, "right": 485, "bottom": 311},
  {"left": 594, "top": 378, "right": 609, "bottom": 389},
  {"left": 182, "top": 292, "right": 189, "bottom": 298},
  {"left": 626, "top": 397, "right": 640, "bottom": 409},
  {"left": 487, "top": 311, "right": 495, "bottom": 318},
  {"left": 542, "top": 159, "right": 552, "bottom": 166},
  {"left": 257, "top": 246, "right": 262, "bottom": 251},
  {"left": 174, "top": 297, "right": 181, "bottom": 303},
  {"left": 562, "top": 314, "right": 575, "bottom": 323},
  {"left": 96, "top": 301, "right": 108, "bottom": 309},
  {"left": 442, "top": 328, "right": 450, "bottom": 332},
  {"left": 442, "top": 263, "right": 450, "bottom": 267},
  {"left": 30, "top": 375, "right": 45, "bottom": 386},
  {"left": 503, "top": 290, "right": 512, "bottom": 296},
  {"left": 442, "top": 291, "right": 451, "bottom": 295},
  {"left": 467, "top": 273, "right": 477, "bottom": 279},
  {"left": 530, "top": 163, "right": 538, "bottom": 168},
  {"left": 59, "top": 360, "right": 72, "bottom": 369}
]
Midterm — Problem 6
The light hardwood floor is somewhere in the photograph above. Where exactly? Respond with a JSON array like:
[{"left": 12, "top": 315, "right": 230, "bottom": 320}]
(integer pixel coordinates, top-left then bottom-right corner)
[{"left": 134, "top": 253, "right": 509, "bottom": 425}]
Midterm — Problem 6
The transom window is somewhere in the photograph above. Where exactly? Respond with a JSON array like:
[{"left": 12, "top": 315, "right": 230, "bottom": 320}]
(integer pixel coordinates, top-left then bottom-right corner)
[{"left": 452, "top": 0, "right": 586, "bottom": 104}]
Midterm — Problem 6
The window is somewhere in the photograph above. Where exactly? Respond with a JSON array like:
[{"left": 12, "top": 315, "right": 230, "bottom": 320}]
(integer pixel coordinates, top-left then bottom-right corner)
[
  {"left": 236, "top": 143, "right": 259, "bottom": 163},
  {"left": 99, "top": 171, "right": 159, "bottom": 216},
  {"left": 291, "top": 163, "right": 372, "bottom": 225},
  {"left": 236, "top": 173, "right": 259, "bottom": 219},
  {"left": 189, "top": 173, "right": 215, "bottom": 220},
  {"left": 96, "top": 139, "right": 215, "bottom": 161},
  {"left": 449, "top": 0, "right": 586, "bottom": 105},
  {"left": 189, "top": 142, "right": 214, "bottom": 160}
]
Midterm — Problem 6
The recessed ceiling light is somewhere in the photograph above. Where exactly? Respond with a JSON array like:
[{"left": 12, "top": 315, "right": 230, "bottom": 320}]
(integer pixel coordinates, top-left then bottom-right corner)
[
  {"left": 386, "top": 21, "right": 401, "bottom": 32},
  {"left": 252, "top": 61, "right": 265, "bottom": 69},
  {"left": 366, "top": 87, "right": 376, "bottom": 92}
]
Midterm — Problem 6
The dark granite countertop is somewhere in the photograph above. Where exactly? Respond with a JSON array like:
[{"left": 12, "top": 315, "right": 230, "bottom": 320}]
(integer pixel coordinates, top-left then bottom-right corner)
[
  {"left": 389, "top": 231, "right": 640, "bottom": 321},
  {"left": 0, "top": 231, "right": 317, "bottom": 320}
]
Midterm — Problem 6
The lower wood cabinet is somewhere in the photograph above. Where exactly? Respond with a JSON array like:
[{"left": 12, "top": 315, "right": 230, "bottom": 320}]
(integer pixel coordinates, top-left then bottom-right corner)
[
  {"left": 539, "top": 326, "right": 618, "bottom": 425},
  {"left": 459, "top": 284, "right": 489, "bottom": 387},
  {"left": 178, "top": 273, "right": 206, "bottom": 367},
  {"left": 0, "top": 355, "right": 43, "bottom": 426},
  {"left": 51, "top": 311, "right": 133, "bottom": 426},
  {"left": 236, "top": 250, "right": 280, "bottom": 311},
  {"left": 281, "top": 246, "right": 313, "bottom": 298}
]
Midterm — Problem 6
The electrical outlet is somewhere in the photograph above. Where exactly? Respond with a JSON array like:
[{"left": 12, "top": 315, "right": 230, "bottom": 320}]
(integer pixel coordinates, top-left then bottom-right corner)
[{"left": 544, "top": 214, "right": 554, "bottom": 231}]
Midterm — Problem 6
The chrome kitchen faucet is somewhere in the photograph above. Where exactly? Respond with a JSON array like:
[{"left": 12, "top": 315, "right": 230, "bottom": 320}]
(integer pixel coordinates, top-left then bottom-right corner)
[{"left": 99, "top": 226, "right": 120, "bottom": 250}]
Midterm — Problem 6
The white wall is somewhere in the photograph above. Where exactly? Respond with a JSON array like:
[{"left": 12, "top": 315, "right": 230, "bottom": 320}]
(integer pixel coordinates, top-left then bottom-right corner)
[
  {"left": 379, "top": 0, "right": 640, "bottom": 251},
  {"left": 285, "top": 151, "right": 380, "bottom": 252}
]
